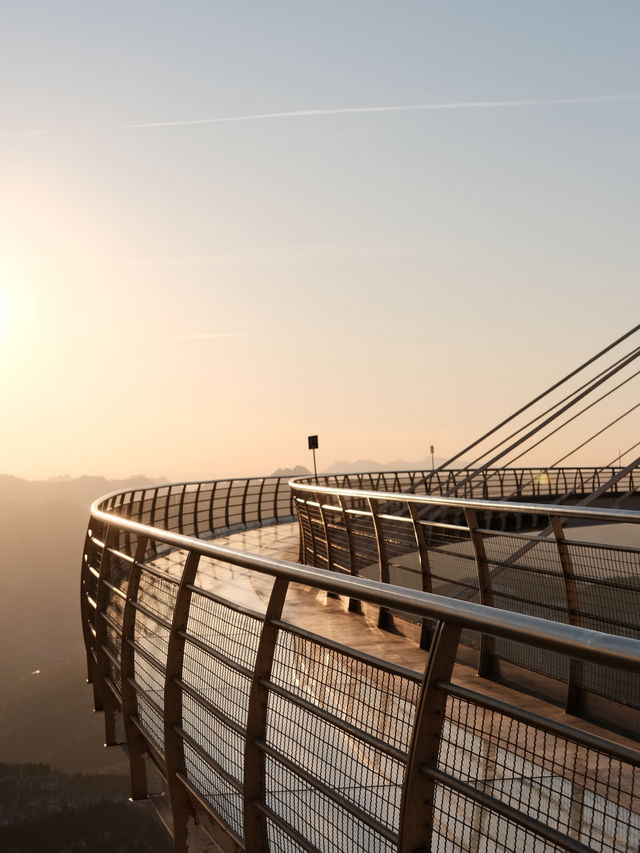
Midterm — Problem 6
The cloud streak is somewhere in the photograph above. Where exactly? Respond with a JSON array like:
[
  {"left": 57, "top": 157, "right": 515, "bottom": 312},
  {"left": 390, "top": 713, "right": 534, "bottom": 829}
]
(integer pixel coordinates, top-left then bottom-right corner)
[
  {"left": 123, "top": 94, "right": 640, "bottom": 129},
  {"left": 176, "top": 332, "right": 254, "bottom": 340}
]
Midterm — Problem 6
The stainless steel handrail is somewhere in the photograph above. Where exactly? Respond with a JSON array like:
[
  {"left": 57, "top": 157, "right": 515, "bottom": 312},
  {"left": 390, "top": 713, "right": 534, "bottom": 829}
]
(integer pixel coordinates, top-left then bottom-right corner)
[
  {"left": 88, "top": 505, "right": 640, "bottom": 669},
  {"left": 81, "top": 472, "right": 640, "bottom": 853},
  {"left": 290, "top": 471, "right": 640, "bottom": 721},
  {"left": 288, "top": 479, "right": 640, "bottom": 524}
]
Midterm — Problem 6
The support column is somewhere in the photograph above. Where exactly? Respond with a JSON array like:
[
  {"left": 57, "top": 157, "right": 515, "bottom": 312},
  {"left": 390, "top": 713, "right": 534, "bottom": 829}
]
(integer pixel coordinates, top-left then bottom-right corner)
[
  {"left": 368, "top": 498, "right": 396, "bottom": 632},
  {"left": 120, "top": 535, "right": 150, "bottom": 801},
  {"left": 464, "top": 509, "right": 495, "bottom": 677},
  {"left": 550, "top": 516, "right": 584, "bottom": 713},
  {"left": 338, "top": 494, "right": 362, "bottom": 613},
  {"left": 94, "top": 526, "right": 122, "bottom": 745},
  {"left": 317, "top": 492, "right": 338, "bottom": 598},
  {"left": 408, "top": 503, "right": 435, "bottom": 650},
  {"left": 244, "top": 577, "right": 289, "bottom": 851},
  {"left": 164, "top": 550, "right": 202, "bottom": 853},
  {"left": 399, "top": 621, "right": 462, "bottom": 852}
]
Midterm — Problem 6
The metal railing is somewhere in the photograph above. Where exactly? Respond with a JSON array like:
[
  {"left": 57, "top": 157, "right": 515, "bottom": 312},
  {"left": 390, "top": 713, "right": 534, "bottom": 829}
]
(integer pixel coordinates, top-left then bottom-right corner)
[
  {"left": 307, "top": 467, "right": 640, "bottom": 502},
  {"left": 291, "top": 474, "right": 640, "bottom": 726},
  {"left": 80, "top": 473, "right": 640, "bottom": 852}
]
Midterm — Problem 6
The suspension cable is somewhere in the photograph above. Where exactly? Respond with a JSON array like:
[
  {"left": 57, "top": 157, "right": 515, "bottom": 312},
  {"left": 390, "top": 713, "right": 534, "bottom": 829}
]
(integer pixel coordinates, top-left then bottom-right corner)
[
  {"left": 460, "top": 345, "right": 640, "bottom": 472},
  {"left": 499, "top": 366, "right": 640, "bottom": 469},
  {"left": 551, "top": 403, "right": 640, "bottom": 467},
  {"left": 424, "top": 322, "right": 640, "bottom": 477}
]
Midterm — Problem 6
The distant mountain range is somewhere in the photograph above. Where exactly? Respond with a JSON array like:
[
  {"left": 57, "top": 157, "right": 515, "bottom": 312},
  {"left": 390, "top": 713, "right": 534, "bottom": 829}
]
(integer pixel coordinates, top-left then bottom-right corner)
[
  {"left": 0, "top": 474, "right": 168, "bottom": 510},
  {"left": 271, "top": 457, "right": 455, "bottom": 477}
]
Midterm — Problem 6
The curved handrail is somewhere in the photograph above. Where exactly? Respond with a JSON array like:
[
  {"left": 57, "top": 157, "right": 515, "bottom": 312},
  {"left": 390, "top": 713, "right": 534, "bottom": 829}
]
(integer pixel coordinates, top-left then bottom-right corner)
[
  {"left": 81, "top": 473, "right": 640, "bottom": 852},
  {"left": 290, "top": 472, "right": 640, "bottom": 721},
  {"left": 289, "top": 478, "right": 640, "bottom": 523},
  {"left": 292, "top": 465, "right": 640, "bottom": 501}
]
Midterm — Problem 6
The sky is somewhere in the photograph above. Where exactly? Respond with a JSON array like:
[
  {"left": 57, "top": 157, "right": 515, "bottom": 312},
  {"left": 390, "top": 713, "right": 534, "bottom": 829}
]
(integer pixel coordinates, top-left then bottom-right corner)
[{"left": 1, "top": 1, "right": 639, "bottom": 481}]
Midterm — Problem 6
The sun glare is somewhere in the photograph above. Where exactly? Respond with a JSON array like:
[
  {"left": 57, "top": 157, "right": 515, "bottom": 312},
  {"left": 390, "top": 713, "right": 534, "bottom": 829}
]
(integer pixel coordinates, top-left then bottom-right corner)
[{"left": 0, "top": 288, "right": 7, "bottom": 340}]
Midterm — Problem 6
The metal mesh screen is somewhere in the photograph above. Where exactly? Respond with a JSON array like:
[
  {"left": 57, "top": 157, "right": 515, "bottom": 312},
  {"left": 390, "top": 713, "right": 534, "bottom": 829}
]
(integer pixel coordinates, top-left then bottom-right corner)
[
  {"left": 264, "top": 756, "right": 397, "bottom": 853},
  {"left": 271, "top": 630, "right": 419, "bottom": 753},
  {"left": 183, "top": 743, "right": 244, "bottom": 838},
  {"left": 433, "top": 693, "right": 640, "bottom": 853}
]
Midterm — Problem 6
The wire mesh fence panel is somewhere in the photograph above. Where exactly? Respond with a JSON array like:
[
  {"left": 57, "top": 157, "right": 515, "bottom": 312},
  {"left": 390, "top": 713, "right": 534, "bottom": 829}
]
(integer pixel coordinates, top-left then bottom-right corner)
[
  {"left": 563, "top": 539, "right": 640, "bottom": 708},
  {"left": 264, "top": 756, "right": 398, "bottom": 853},
  {"left": 431, "top": 692, "right": 640, "bottom": 853},
  {"left": 182, "top": 741, "right": 244, "bottom": 839}
]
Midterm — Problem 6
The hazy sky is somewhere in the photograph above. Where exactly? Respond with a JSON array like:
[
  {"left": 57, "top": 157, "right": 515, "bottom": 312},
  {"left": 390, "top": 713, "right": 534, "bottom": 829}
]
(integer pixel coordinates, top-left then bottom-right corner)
[{"left": 1, "top": 1, "right": 639, "bottom": 481}]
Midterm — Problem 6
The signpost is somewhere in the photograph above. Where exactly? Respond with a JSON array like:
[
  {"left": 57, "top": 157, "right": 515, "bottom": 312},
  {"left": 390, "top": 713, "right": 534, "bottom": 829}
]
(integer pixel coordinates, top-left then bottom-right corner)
[{"left": 308, "top": 435, "right": 318, "bottom": 482}]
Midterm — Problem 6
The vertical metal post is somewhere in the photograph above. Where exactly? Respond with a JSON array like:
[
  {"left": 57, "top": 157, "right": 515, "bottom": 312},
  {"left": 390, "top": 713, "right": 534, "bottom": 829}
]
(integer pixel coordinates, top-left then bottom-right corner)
[
  {"left": 408, "top": 503, "right": 435, "bottom": 650},
  {"left": 224, "top": 480, "right": 232, "bottom": 529},
  {"left": 164, "top": 550, "right": 202, "bottom": 853},
  {"left": 316, "top": 492, "right": 338, "bottom": 598},
  {"left": 399, "top": 621, "right": 462, "bottom": 853},
  {"left": 367, "top": 497, "right": 395, "bottom": 632},
  {"left": 120, "top": 535, "right": 150, "bottom": 800},
  {"left": 94, "top": 526, "right": 122, "bottom": 745},
  {"left": 257, "top": 477, "right": 266, "bottom": 525},
  {"left": 80, "top": 523, "right": 99, "bottom": 690},
  {"left": 191, "top": 483, "right": 201, "bottom": 539},
  {"left": 150, "top": 485, "right": 159, "bottom": 529},
  {"left": 464, "top": 508, "right": 495, "bottom": 677},
  {"left": 208, "top": 481, "right": 217, "bottom": 537},
  {"left": 163, "top": 485, "right": 172, "bottom": 531},
  {"left": 178, "top": 484, "right": 187, "bottom": 535},
  {"left": 305, "top": 498, "right": 319, "bottom": 567},
  {"left": 241, "top": 478, "right": 251, "bottom": 526},
  {"left": 550, "top": 515, "right": 584, "bottom": 713},
  {"left": 338, "top": 494, "right": 362, "bottom": 613},
  {"left": 244, "top": 577, "right": 289, "bottom": 851},
  {"left": 273, "top": 476, "right": 281, "bottom": 521}
]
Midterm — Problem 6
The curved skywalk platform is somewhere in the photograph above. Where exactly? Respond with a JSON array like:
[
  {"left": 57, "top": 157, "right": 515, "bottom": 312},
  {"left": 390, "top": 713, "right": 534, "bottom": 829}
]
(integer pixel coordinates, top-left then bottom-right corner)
[{"left": 81, "top": 474, "right": 640, "bottom": 852}]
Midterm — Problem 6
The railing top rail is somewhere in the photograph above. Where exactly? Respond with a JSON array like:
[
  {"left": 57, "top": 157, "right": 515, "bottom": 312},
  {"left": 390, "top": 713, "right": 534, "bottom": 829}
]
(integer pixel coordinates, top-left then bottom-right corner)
[
  {"left": 89, "top": 503, "right": 640, "bottom": 672},
  {"left": 289, "top": 479, "right": 640, "bottom": 524},
  {"left": 92, "top": 474, "right": 291, "bottom": 513}
]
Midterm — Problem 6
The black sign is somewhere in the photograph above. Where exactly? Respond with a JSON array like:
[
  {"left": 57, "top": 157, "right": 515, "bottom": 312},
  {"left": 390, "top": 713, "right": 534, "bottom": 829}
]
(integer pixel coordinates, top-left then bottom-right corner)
[{"left": 308, "top": 435, "right": 318, "bottom": 450}]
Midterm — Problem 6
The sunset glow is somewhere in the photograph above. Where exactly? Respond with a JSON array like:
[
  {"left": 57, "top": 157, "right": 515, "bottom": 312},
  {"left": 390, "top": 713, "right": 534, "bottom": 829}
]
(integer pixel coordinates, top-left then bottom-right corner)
[{"left": 1, "top": 2, "right": 638, "bottom": 481}]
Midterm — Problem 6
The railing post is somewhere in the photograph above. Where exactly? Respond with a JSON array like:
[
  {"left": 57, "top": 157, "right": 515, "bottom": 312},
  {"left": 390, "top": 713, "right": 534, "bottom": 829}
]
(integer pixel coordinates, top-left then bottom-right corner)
[
  {"left": 305, "top": 497, "right": 319, "bottom": 566},
  {"left": 241, "top": 478, "right": 251, "bottom": 526},
  {"left": 120, "top": 535, "right": 150, "bottom": 801},
  {"left": 150, "top": 486, "right": 159, "bottom": 528},
  {"left": 178, "top": 484, "right": 187, "bottom": 535},
  {"left": 94, "top": 526, "right": 122, "bottom": 746},
  {"left": 164, "top": 485, "right": 172, "bottom": 531},
  {"left": 367, "top": 497, "right": 396, "bottom": 632},
  {"left": 464, "top": 508, "right": 495, "bottom": 677},
  {"left": 338, "top": 494, "right": 362, "bottom": 613},
  {"left": 80, "top": 523, "right": 99, "bottom": 694},
  {"left": 163, "top": 550, "right": 202, "bottom": 853},
  {"left": 192, "top": 483, "right": 201, "bottom": 539},
  {"left": 317, "top": 492, "right": 339, "bottom": 598},
  {"left": 550, "top": 515, "right": 584, "bottom": 713},
  {"left": 244, "top": 577, "right": 289, "bottom": 851},
  {"left": 224, "top": 480, "right": 232, "bottom": 529},
  {"left": 273, "top": 477, "right": 281, "bottom": 521},
  {"left": 408, "top": 503, "right": 435, "bottom": 650},
  {"left": 399, "top": 621, "right": 462, "bottom": 853},
  {"left": 208, "top": 481, "right": 217, "bottom": 536}
]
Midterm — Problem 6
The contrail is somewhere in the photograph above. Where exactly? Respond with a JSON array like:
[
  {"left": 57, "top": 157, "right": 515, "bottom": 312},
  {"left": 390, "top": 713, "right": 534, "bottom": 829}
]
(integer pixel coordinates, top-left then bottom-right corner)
[
  {"left": 176, "top": 332, "right": 254, "bottom": 340},
  {"left": 123, "top": 94, "right": 640, "bottom": 129}
]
